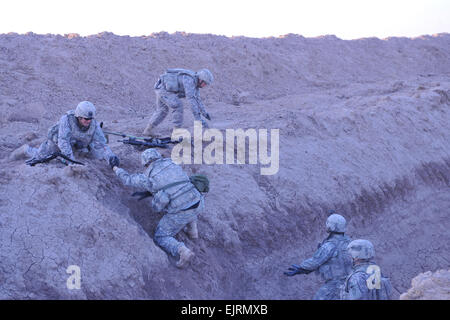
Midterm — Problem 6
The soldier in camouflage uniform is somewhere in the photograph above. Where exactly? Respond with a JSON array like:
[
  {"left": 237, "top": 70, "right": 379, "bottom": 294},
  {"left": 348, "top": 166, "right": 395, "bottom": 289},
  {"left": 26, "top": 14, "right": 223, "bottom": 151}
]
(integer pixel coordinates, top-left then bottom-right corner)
[
  {"left": 340, "top": 239, "right": 393, "bottom": 300},
  {"left": 10, "top": 101, "right": 119, "bottom": 168},
  {"left": 112, "top": 149, "right": 203, "bottom": 268},
  {"left": 284, "top": 214, "right": 353, "bottom": 300},
  {"left": 143, "top": 68, "right": 214, "bottom": 135}
]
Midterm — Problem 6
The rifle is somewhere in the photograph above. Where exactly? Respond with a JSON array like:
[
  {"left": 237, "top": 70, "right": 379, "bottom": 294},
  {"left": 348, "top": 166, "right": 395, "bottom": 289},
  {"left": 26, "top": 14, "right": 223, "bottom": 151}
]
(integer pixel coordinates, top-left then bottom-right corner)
[
  {"left": 26, "top": 152, "right": 85, "bottom": 166},
  {"left": 102, "top": 130, "right": 181, "bottom": 149}
]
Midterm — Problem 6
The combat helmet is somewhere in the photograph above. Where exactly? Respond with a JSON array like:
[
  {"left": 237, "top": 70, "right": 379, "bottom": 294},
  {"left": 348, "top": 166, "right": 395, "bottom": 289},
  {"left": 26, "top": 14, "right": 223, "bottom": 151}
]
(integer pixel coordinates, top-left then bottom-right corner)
[
  {"left": 196, "top": 69, "right": 214, "bottom": 85},
  {"left": 326, "top": 213, "right": 347, "bottom": 233},
  {"left": 347, "top": 239, "right": 375, "bottom": 260},
  {"left": 141, "top": 149, "right": 162, "bottom": 166},
  {"left": 75, "top": 101, "right": 96, "bottom": 119}
]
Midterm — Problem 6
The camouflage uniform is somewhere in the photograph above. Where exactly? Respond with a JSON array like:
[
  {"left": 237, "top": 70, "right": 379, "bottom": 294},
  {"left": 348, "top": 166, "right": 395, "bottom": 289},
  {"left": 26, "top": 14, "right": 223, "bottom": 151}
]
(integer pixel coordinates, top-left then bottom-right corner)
[
  {"left": 299, "top": 233, "right": 353, "bottom": 300},
  {"left": 114, "top": 157, "right": 204, "bottom": 257},
  {"left": 28, "top": 110, "right": 115, "bottom": 163},
  {"left": 149, "top": 69, "right": 210, "bottom": 129},
  {"left": 341, "top": 261, "right": 393, "bottom": 300}
]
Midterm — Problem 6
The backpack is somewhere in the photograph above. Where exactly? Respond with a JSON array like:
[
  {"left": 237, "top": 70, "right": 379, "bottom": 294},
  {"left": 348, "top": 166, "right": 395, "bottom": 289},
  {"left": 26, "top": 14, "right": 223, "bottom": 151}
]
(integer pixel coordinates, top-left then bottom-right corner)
[
  {"left": 316, "top": 235, "right": 352, "bottom": 281},
  {"left": 373, "top": 274, "right": 393, "bottom": 300},
  {"left": 160, "top": 68, "right": 197, "bottom": 93},
  {"left": 131, "top": 174, "right": 209, "bottom": 202},
  {"left": 188, "top": 174, "right": 209, "bottom": 193},
  {"left": 161, "top": 174, "right": 209, "bottom": 194},
  {"left": 343, "top": 267, "right": 393, "bottom": 300}
]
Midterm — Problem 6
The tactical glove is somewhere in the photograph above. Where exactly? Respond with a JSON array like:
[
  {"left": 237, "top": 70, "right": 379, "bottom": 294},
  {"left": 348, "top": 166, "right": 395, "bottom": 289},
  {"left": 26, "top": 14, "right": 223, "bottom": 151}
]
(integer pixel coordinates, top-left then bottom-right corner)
[
  {"left": 204, "top": 112, "right": 211, "bottom": 121},
  {"left": 109, "top": 155, "right": 120, "bottom": 169}
]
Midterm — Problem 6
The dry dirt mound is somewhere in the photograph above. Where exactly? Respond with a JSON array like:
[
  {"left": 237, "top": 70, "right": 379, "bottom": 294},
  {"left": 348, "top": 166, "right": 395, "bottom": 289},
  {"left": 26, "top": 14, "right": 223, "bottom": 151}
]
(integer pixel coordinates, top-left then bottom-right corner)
[
  {"left": 0, "top": 32, "right": 449, "bottom": 299},
  {"left": 400, "top": 269, "right": 450, "bottom": 300}
]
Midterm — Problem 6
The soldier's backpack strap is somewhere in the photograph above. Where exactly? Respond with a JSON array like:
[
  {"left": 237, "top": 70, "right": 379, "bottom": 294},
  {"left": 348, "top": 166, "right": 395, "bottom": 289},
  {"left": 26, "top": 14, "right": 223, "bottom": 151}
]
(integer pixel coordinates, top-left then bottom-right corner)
[
  {"left": 157, "top": 180, "right": 195, "bottom": 202},
  {"left": 343, "top": 269, "right": 364, "bottom": 293},
  {"left": 158, "top": 174, "right": 209, "bottom": 194},
  {"left": 158, "top": 180, "right": 190, "bottom": 191}
]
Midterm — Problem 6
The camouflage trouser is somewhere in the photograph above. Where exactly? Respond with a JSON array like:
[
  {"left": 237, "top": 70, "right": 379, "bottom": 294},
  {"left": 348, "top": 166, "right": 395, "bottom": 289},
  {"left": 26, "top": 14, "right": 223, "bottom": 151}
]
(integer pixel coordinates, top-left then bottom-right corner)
[
  {"left": 313, "top": 279, "right": 346, "bottom": 300},
  {"left": 153, "top": 199, "right": 204, "bottom": 257},
  {"left": 29, "top": 139, "right": 112, "bottom": 162},
  {"left": 28, "top": 139, "right": 59, "bottom": 160},
  {"left": 149, "top": 89, "right": 184, "bottom": 128}
]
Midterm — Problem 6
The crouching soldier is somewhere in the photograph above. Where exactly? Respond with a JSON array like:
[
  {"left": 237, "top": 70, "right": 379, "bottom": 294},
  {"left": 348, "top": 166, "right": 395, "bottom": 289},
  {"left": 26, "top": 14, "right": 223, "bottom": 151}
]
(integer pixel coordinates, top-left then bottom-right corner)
[
  {"left": 284, "top": 214, "right": 353, "bottom": 300},
  {"left": 143, "top": 68, "right": 214, "bottom": 135},
  {"left": 112, "top": 149, "right": 203, "bottom": 268},
  {"left": 10, "top": 101, "right": 119, "bottom": 168}
]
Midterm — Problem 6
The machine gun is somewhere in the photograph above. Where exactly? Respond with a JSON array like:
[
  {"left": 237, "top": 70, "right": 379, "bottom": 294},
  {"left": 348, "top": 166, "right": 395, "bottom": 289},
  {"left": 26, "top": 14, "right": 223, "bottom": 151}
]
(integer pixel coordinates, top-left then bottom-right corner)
[{"left": 102, "top": 130, "right": 181, "bottom": 150}]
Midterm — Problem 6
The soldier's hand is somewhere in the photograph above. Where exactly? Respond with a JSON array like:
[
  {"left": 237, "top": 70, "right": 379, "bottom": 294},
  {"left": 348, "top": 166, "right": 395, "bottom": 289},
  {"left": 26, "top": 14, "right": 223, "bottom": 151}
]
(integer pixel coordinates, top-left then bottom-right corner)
[
  {"left": 109, "top": 155, "right": 120, "bottom": 169},
  {"left": 284, "top": 264, "right": 308, "bottom": 276}
]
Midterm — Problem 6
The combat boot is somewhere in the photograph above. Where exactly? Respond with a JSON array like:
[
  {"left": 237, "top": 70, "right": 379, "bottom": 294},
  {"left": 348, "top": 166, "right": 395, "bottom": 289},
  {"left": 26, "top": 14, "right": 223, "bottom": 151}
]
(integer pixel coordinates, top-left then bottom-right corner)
[
  {"left": 184, "top": 221, "right": 198, "bottom": 239},
  {"left": 10, "top": 144, "right": 30, "bottom": 160},
  {"left": 176, "top": 245, "right": 194, "bottom": 268}
]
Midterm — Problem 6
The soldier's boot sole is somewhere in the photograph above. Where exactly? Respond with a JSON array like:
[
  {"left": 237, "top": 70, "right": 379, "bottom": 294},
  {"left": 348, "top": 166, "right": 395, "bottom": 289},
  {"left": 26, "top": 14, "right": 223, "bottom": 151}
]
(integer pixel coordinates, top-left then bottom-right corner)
[{"left": 176, "top": 246, "right": 194, "bottom": 268}]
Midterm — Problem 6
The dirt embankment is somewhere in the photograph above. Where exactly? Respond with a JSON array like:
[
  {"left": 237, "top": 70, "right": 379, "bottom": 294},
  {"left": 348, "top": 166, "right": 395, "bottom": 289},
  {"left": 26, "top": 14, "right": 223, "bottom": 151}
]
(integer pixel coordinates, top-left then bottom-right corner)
[
  {"left": 401, "top": 269, "right": 450, "bottom": 300},
  {"left": 0, "top": 32, "right": 449, "bottom": 299}
]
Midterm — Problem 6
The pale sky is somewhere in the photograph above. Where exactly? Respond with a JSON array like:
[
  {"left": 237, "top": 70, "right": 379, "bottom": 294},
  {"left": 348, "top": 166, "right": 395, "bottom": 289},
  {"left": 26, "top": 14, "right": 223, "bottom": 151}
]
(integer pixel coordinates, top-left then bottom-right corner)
[{"left": 0, "top": 0, "right": 448, "bottom": 40}]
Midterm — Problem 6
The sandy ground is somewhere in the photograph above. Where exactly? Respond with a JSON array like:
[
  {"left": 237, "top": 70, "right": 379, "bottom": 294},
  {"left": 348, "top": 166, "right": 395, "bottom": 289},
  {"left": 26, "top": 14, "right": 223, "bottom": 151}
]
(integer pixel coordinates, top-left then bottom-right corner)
[{"left": 0, "top": 32, "right": 449, "bottom": 299}]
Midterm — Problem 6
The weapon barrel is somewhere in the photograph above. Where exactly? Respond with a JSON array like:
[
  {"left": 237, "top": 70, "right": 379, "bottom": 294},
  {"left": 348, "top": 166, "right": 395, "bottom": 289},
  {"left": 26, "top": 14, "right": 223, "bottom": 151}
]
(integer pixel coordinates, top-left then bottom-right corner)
[
  {"left": 102, "top": 128, "right": 181, "bottom": 144},
  {"left": 118, "top": 139, "right": 169, "bottom": 149},
  {"left": 103, "top": 130, "right": 158, "bottom": 141},
  {"left": 102, "top": 130, "right": 129, "bottom": 138}
]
